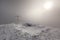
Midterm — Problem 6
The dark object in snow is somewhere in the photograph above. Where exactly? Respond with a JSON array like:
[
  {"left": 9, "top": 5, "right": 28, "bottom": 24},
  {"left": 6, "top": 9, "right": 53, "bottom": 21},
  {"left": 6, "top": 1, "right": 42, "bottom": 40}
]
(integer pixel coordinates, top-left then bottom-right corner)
[
  {"left": 26, "top": 23, "right": 32, "bottom": 26},
  {"left": 23, "top": 23, "right": 33, "bottom": 27}
]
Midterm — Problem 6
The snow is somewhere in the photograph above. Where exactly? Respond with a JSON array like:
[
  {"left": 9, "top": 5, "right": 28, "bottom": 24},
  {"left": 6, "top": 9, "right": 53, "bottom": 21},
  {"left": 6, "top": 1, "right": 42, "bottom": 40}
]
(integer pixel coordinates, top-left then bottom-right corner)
[{"left": 0, "top": 23, "right": 60, "bottom": 40}]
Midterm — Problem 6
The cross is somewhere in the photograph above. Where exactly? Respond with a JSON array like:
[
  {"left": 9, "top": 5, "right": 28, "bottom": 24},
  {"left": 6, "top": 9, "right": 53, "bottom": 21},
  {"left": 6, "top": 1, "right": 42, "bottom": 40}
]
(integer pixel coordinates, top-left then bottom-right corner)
[{"left": 16, "top": 16, "right": 19, "bottom": 24}]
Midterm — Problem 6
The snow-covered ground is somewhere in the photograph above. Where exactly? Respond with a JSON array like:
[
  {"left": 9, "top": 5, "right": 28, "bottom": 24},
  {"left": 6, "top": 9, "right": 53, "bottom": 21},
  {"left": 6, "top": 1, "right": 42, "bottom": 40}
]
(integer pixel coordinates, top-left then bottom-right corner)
[{"left": 0, "top": 23, "right": 60, "bottom": 40}]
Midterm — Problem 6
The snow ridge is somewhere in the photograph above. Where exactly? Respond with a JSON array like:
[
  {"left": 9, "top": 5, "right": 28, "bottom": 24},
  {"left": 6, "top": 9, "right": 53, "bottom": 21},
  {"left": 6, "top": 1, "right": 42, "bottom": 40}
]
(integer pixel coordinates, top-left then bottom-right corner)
[{"left": 0, "top": 23, "right": 60, "bottom": 40}]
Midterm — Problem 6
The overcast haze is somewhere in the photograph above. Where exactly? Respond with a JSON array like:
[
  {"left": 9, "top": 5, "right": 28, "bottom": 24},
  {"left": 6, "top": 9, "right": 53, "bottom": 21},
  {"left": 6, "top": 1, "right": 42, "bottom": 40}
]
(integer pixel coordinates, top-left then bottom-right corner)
[{"left": 0, "top": 0, "right": 60, "bottom": 27}]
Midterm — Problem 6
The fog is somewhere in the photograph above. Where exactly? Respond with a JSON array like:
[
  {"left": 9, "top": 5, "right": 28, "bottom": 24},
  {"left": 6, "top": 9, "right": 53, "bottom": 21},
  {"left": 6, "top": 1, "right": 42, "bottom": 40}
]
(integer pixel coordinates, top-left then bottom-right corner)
[{"left": 0, "top": 0, "right": 60, "bottom": 27}]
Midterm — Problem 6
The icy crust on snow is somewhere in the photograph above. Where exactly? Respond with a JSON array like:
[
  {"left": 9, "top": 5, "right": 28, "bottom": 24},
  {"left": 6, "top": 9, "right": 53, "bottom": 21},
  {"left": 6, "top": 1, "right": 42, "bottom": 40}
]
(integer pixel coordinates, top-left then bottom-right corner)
[{"left": 0, "top": 23, "right": 60, "bottom": 40}]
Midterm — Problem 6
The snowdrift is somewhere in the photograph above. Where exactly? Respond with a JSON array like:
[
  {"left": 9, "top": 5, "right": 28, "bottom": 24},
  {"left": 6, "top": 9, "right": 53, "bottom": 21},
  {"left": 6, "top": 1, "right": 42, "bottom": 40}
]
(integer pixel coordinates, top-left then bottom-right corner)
[{"left": 0, "top": 23, "right": 60, "bottom": 40}]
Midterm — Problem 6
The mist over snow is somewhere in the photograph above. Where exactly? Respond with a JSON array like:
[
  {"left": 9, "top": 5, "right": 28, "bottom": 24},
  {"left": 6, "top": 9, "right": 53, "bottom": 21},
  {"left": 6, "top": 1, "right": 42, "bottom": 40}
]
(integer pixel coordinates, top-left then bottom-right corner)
[{"left": 0, "top": 23, "right": 60, "bottom": 40}]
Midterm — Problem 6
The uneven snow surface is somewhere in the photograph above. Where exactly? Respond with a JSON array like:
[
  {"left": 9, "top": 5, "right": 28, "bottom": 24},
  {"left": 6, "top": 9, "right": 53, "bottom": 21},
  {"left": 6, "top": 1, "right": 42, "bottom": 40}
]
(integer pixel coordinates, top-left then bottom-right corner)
[{"left": 0, "top": 23, "right": 60, "bottom": 40}]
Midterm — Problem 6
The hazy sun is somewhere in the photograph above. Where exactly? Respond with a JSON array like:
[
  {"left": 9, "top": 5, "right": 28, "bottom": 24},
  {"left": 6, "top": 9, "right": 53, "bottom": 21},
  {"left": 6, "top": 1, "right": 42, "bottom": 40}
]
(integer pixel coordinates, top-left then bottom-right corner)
[{"left": 43, "top": 1, "right": 53, "bottom": 10}]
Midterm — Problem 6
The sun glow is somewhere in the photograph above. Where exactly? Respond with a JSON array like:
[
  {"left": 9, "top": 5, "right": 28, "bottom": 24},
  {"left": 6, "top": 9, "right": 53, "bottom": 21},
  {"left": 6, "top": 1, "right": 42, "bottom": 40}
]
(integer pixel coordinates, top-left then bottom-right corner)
[
  {"left": 43, "top": 1, "right": 53, "bottom": 10},
  {"left": 26, "top": 0, "right": 54, "bottom": 22}
]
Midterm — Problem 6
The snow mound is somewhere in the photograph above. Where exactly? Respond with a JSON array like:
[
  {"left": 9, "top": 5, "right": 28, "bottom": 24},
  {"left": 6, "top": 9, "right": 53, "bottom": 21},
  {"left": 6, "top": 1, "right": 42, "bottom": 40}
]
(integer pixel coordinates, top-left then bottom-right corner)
[{"left": 0, "top": 23, "right": 60, "bottom": 40}]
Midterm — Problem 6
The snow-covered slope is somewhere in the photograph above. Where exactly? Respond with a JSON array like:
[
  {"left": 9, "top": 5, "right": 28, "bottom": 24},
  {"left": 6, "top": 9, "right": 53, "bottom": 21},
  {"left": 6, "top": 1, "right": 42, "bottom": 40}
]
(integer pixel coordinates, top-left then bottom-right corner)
[{"left": 0, "top": 23, "right": 60, "bottom": 40}]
